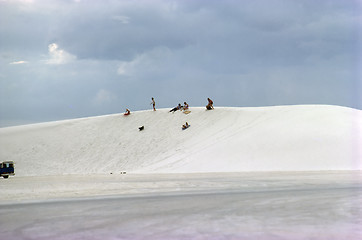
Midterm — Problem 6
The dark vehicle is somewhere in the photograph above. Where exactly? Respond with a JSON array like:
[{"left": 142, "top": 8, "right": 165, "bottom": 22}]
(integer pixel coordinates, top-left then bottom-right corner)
[{"left": 0, "top": 161, "right": 15, "bottom": 179}]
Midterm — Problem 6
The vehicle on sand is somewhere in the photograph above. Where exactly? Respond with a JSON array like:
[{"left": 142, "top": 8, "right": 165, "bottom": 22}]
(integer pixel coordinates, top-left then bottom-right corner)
[{"left": 0, "top": 161, "right": 15, "bottom": 179}]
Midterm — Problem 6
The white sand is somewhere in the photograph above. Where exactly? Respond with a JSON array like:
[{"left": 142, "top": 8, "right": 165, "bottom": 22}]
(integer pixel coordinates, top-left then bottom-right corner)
[
  {"left": 1, "top": 105, "right": 361, "bottom": 239},
  {"left": 0, "top": 105, "right": 361, "bottom": 176}
]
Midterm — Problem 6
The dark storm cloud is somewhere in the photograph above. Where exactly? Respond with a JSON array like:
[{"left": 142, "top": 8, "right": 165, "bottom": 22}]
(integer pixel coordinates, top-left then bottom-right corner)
[{"left": 0, "top": 0, "right": 361, "bottom": 127}]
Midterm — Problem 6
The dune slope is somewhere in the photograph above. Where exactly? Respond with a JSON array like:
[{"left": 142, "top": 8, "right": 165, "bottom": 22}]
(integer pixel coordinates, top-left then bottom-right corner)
[{"left": 0, "top": 105, "right": 361, "bottom": 176}]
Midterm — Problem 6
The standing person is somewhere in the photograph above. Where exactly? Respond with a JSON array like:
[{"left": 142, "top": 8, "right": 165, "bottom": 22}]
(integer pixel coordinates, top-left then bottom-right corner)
[
  {"left": 206, "top": 98, "right": 214, "bottom": 110},
  {"left": 151, "top": 97, "right": 156, "bottom": 111}
]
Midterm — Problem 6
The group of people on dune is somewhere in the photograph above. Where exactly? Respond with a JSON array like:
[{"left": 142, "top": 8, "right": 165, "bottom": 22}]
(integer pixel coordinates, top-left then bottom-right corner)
[
  {"left": 123, "top": 97, "right": 214, "bottom": 131},
  {"left": 169, "top": 102, "right": 189, "bottom": 113},
  {"left": 124, "top": 97, "right": 213, "bottom": 115}
]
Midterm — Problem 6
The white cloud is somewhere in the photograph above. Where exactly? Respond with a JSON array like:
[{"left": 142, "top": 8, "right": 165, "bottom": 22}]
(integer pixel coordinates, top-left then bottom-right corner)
[
  {"left": 112, "top": 15, "right": 130, "bottom": 24},
  {"left": 117, "top": 47, "right": 172, "bottom": 76},
  {"left": 117, "top": 55, "right": 146, "bottom": 76},
  {"left": 117, "top": 62, "right": 128, "bottom": 75},
  {"left": 3, "top": 0, "right": 34, "bottom": 3},
  {"left": 117, "top": 57, "right": 140, "bottom": 76},
  {"left": 117, "top": 57, "right": 143, "bottom": 75},
  {"left": 10, "top": 60, "right": 28, "bottom": 65},
  {"left": 93, "top": 89, "right": 116, "bottom": 106},
  {"left": 46, "top": 43, "right": 76, "bottom": 65}
]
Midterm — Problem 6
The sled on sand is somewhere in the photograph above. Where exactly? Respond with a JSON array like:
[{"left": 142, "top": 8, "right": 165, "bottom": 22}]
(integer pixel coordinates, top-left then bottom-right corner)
[
  {"left": 183, "top": 110, "right": 191, "bottom": 114},
  {"left": 182, "top": 124, "right": 190, "bottom": 130}
]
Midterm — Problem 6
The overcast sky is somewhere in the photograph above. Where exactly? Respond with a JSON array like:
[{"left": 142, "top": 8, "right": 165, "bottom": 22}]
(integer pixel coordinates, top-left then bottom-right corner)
[{"left": 0, "top": 0, "right": 361, "bottom": 127}]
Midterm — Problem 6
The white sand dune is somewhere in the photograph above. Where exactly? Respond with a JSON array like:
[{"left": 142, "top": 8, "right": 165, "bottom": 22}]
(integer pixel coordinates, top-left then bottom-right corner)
[
  {"left": 0, "top": 105, "right": 361, "bottom": 176},
  {"left": 1, "top": 105, "right": 362, "bottom": 239}
]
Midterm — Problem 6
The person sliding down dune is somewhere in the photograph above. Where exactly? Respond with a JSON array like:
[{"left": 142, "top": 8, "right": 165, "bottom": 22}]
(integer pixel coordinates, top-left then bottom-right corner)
[{"left": 182, "top": 122, "right": 190, "bottom": 130}]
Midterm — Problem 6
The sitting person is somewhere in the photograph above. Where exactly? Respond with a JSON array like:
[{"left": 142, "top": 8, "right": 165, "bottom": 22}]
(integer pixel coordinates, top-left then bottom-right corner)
[
  {"left": 182, "top": 122, "right": 190, "bottom": 130},
  {"left": 183, "top": 102, "right": 189, "bottom": 110},
  {"left": 206, "top": 98, "right": 214, "bottom": 110},
  {"left": 124, "top": 109, "right": 131, "bottom": 115}
]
